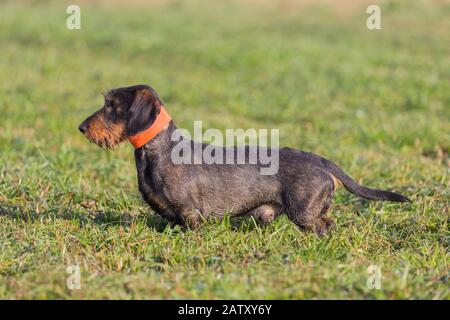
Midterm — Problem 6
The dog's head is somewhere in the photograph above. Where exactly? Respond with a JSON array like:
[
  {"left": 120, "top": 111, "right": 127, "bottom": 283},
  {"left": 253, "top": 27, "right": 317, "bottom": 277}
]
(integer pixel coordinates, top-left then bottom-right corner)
[{"left": 79, "top": 85, "right": 163, "bottom": 148}]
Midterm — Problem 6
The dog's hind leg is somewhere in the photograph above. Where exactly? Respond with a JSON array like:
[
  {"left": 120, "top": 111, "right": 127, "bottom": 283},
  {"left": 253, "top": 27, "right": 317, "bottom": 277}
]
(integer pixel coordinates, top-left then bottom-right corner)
[
  {"left": 317, "top": 192, "right": 335, "bottom": 234},
  {"left": 284, "top": 172, "right": 335, "bottom": 236}
]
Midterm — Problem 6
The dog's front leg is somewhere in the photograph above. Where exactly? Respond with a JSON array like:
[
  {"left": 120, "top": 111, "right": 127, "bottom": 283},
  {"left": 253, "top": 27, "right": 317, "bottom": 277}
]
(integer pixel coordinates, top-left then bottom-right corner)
[{"left": 171, "top": 209, "right": 204, "bottom": 230}]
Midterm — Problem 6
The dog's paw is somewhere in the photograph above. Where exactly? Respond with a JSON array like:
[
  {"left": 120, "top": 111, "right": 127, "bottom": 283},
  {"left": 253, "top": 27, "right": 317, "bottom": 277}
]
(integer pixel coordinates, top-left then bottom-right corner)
[{"left": 313, "top": 217, "right": 335, "bottom": 236}]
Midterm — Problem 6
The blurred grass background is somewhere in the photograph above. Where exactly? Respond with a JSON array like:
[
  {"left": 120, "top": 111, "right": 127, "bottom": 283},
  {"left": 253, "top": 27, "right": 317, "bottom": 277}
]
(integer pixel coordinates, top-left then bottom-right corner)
[{"left": 0, "top": 0, "right": 448, "bottom": 299}]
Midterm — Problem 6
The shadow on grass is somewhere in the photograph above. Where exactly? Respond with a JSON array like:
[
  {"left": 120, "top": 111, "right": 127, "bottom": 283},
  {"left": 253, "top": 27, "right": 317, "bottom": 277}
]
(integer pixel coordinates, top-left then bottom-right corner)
[
  {"left": 0, "top": 203, "right": 170, "bottom": 232},
  {"left": 1, "top": 191, "right": 399, "bottom": 235},
  {"left": 0, "top": 203, "right": 265, "bottom": 233}
]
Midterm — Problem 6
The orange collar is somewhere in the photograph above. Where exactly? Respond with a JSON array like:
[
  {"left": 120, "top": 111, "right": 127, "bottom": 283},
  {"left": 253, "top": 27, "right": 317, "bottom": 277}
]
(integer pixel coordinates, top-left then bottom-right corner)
[{"left": 128, "top": 106, "right": 172, "bottom": 149}]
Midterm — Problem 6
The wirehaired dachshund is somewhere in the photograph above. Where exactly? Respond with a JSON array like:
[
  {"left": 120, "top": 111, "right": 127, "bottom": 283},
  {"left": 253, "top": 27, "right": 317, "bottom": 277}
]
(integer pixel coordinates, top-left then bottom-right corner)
[{"left": 79, "top": 84, "right": 409, "bottom": 235}]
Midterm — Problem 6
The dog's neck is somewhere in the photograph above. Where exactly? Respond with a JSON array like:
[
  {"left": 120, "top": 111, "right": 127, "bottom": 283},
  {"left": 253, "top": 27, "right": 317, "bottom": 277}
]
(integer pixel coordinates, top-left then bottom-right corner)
[
  {"left": 135, "top": 121, "right": 178, "bottom": 159},
  {"left": 132, "top": 121, "right": 179, "bottom": 217},
  {"left": 128, "top": 106, "right": 172, "bottom": 149}
]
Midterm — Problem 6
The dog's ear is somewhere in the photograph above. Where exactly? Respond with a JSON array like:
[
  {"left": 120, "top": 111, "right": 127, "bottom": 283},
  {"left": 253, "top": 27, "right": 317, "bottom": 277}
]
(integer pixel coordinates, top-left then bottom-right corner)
[{"left": 126, "top": 88, "right": 162, "bottom": 136}]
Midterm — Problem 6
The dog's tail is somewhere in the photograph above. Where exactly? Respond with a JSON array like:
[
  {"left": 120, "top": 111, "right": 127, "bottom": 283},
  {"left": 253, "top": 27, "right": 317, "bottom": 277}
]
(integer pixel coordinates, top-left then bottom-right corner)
[{"left": 322, "top": 158, "right": 410, "bottom": 202}]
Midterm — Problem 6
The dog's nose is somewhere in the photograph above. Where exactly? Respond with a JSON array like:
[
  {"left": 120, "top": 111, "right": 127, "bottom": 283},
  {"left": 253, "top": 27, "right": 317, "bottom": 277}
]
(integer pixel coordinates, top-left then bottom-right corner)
[{"left": 79, "top": 122, "right": 87, "bottom": 134}]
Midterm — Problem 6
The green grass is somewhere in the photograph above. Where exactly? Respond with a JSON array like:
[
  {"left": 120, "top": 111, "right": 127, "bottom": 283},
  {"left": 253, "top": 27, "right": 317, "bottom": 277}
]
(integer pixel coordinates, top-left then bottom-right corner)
[{"left": 0, "top": 0, "right": 449, "bottom": 299}]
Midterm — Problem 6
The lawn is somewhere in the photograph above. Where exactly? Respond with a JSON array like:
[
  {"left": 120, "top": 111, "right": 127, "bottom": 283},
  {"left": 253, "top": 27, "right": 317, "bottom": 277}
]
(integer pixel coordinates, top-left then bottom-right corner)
[{"left": 0, "top": 0, "right": 448, "bottom": 299}]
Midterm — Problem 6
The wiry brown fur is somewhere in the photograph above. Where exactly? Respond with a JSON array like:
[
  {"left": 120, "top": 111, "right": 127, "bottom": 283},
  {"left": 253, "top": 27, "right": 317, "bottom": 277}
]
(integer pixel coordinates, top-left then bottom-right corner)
[
  {"left": 79, "top": 90, "right": 131, "bottom": 148},
  {"left": 83, "top": 111, "right": 127, "bottom": 148}
]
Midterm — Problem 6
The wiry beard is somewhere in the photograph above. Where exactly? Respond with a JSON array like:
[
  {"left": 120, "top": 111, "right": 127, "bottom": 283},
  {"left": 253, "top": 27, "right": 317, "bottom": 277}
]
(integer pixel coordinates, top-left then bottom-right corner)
[{"left": 83, "top": 114, "right": 127, "bottom": 149}]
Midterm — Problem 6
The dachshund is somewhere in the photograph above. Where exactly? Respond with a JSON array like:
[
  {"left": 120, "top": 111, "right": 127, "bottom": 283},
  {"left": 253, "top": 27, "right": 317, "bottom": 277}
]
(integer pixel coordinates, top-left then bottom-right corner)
[{"left": 79, "top": 84, "right": 409, "bottom": 235}]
